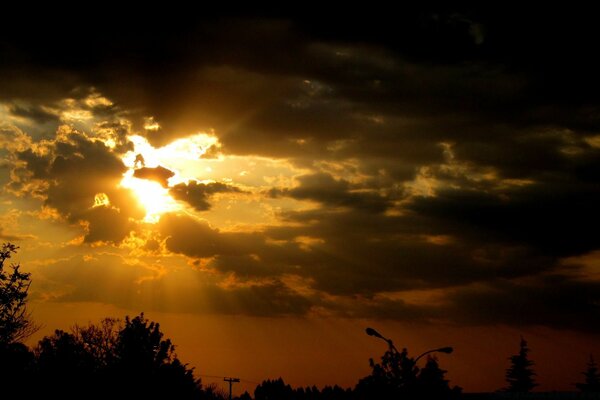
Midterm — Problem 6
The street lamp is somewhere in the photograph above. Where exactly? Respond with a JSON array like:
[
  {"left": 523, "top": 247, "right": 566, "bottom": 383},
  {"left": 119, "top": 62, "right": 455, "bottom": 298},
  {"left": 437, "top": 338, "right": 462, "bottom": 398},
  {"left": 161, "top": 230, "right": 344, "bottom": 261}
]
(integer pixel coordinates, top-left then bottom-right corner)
[
  {"left": 365, "top": 327, "right": 453, "bottom": 364},
  {"left": 365, "top": 327, "right": 399, "bottom": 353},
  {"left": 414, "top": 346, "right": 453, "bottom": 364}
]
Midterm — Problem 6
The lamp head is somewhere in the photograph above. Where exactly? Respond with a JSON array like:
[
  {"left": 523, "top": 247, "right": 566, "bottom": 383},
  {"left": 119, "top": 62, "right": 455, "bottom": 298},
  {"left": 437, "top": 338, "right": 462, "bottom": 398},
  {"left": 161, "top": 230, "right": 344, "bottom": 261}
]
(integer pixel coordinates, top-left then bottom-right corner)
[
  {"left": 365, "top": 327, "right": 384, "bottom": 339},
  {"left": 437, "top": 346, "right": 453, "bottom": 354}
]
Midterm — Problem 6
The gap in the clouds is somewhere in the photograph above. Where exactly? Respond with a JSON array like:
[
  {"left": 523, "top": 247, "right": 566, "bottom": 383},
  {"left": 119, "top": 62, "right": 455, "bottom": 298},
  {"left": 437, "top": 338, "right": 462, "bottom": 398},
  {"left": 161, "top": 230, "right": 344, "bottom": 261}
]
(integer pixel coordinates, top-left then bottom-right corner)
[
  {"left": 118, "top": 133, "right": 219, "bottom": 222},
  {"left": 113, "top": 130, "right": 315, "bottom": 229}
]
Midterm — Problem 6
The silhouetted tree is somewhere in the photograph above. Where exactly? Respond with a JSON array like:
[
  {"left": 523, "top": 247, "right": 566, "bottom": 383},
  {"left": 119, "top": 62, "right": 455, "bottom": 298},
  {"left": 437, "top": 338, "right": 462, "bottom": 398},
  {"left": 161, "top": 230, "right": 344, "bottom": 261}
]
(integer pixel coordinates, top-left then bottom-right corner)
[
  {"left": 235, "top": 391, "right": 252, "bottom": 400},
  {"left": 255, "top": 378, "right": 295, "bottom": 400},
  {"left": 305, "top": 385, "right": 321, "bottom": 400},
  {"left": 201, "top": 383, "right": 228, "bottom": 400},
  {"left": 0, "top": 243, "right": 37, "bottom": 390},
  {"left": 320, "top": 385, "right": 351, "bottom": 400},
  {"left": 355, "top": 346, "right": 419, "bottom": 399},
  {"left": 576, "top": 354, "right": 600, "bottom": 392},
  {"left": 0, "top": 341, "right": 34, "bottom": 388},
  {"left": 112, "top": 313, "right": 201, "bottom": 399},
  {"left": 504, "top": 336, "right": 537, "bottom": 392},
  {"left": 0, "top": 243, "right": 38, "bottom": 344},
  {"left": 30, "top": 313, "right": 203, "bottom": 399},
  {"left": 34, "top": 329, "right": 98, "bottom": 397},
  {"left": 416, "top": 355, "right": 461, "bottom": 398},
  {"left": 72, "top": 317, "right": 120, "bottom": 367}
]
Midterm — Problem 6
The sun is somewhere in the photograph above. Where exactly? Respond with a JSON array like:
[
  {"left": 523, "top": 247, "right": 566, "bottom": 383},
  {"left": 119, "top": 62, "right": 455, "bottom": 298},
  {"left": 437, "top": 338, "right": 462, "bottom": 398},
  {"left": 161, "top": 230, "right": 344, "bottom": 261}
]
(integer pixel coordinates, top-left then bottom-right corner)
[
  {"left": 120, "top": 170, "right": 179, "bottom": 223},
  {"left": 118, "top": 133, "right": 219, "bottom": 222}
]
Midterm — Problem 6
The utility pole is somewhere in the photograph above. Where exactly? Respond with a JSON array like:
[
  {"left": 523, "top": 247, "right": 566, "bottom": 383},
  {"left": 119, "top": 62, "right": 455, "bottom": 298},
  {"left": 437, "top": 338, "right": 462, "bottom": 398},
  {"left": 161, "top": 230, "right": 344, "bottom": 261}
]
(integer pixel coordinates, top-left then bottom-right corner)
[{"left": 224, "top": 377, "right": 240, "bottom": 400}]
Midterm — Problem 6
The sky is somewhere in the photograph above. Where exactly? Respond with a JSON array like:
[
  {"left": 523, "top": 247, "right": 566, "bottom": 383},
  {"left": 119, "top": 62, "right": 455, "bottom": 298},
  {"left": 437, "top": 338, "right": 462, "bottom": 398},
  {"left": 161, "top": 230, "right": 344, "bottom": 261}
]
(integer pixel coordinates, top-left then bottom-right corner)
[{"left": 1, "top": 5, "right": 600, "bottom": 394}]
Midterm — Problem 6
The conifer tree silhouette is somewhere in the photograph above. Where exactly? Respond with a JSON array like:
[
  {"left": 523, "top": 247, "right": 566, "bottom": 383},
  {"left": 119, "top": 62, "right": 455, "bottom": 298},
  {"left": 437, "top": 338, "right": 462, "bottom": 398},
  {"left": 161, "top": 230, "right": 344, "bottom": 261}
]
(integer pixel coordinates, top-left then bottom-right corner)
[
  {"left": 576, "top": 354, "right": 600, "bottom": 392},
  {"left": 504, "top": 336, "right": 538, "bottom": 392}
]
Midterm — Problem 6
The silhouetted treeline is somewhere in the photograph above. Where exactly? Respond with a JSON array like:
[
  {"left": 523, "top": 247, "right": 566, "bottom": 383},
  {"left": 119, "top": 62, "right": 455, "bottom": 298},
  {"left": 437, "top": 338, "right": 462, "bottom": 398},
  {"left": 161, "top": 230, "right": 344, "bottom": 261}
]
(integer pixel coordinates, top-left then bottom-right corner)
[
  {"left": 254, "top": 378, "right": 353, "bottom": 400},
  {"left": 248, "top": 343, "right": 461, "bottom": 400},
  {"left": 3, "top": 243, "right": 600, "bottom": 399},
  {"left": 0, "top": 314, "right": 221, "bottom": 400}
]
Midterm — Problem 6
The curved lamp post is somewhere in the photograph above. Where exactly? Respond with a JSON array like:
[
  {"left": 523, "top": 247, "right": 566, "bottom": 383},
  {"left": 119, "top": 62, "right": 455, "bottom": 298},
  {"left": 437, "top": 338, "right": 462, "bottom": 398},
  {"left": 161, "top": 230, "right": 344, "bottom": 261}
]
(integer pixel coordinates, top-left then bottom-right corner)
[
  {"left": 414, "top": 346, "right": 453, "bottom": 364},
  {"left": 366, "top": 327, "right": 453, "bottom": 364},
  {"left": 365, "top": 327, "right": 399, "bottom": 353}
]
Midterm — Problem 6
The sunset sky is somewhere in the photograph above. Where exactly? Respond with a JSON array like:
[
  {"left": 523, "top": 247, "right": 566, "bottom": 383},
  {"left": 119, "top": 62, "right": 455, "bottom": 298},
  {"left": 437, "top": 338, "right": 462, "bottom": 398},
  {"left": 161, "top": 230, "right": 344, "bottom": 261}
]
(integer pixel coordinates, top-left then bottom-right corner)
[{"left": 1, "top": 6, "right": 600, "bottom": 394}]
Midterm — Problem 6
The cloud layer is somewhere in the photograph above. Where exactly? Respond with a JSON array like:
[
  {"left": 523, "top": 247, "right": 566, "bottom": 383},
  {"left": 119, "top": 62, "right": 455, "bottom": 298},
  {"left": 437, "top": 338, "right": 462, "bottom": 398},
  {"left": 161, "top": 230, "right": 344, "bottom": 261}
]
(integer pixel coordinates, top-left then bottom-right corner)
[{"left": 2, "top": 8, "right": 600, "bottom": 332}]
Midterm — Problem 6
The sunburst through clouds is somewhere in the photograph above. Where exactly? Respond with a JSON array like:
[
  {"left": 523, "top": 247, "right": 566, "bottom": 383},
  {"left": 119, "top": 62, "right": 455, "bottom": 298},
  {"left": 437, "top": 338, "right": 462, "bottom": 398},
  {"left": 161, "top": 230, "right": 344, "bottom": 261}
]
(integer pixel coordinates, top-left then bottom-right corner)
[
  {"left": 3, "top": 8, "right": 600, "bottom": 394},
  {"left": 119, "top": 134, "right": 219, "bottom": 222}
]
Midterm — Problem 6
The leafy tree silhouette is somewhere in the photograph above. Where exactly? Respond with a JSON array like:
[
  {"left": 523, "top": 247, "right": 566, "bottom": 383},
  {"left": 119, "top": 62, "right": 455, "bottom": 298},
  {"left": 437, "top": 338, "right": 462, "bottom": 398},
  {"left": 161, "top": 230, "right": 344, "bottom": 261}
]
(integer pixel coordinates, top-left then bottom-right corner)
[
  {"left": 254, "top": 378, "right": 295, "bottom": 400},
  {"left": 416, "top": 355, "right": 462, "bottom": 398},
  {"left": 112, "top": 313, "right": 201, "bottom": 399},
  {"left": 319, "top": 385, "right": 351, "bottom": 400},
  {"left": 71, "top": 317, "right": 120, "bottom": 368},
  {"left": 0, "top": 341, "right": 34, "bottom": 389},
  {"left": 0, "top": 243, "right": 38, "bottom": 344},
  {"left": 355, "top": 346, "right": 418, "bottom": 399},
  {"left": 34, "top": 330, "right": 98, "bottom": 397},
  {"left": 201, "top": 383, "right": 228, "bottom": 400},
  {"left": 576, "top": 354, "right": 600, "bottom": 392},
  {"left": 29, "top": 314, "right": 204, "bottom": 399},
  {"left": 255, "top": 379, "right": 352, "bottom": 400},
  {"left": 236, "top": 391, "right": 252, "bottom": 400},
  {"left": 0, "top": 243, "right": 38, "bottom": 390},
  {"left": 355, "top": 344, "right": 460, "bottom": 399},
  {"left": 504, "top": 336, "right": 538, "bottom": 392}
]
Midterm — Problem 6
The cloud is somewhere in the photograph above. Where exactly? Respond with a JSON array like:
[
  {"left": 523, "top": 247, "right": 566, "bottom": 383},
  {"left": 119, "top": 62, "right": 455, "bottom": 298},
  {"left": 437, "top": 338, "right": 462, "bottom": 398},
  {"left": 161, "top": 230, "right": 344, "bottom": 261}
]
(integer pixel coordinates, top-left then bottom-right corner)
[
  {"left": 6, "top": 126, "right": 144, "bottom": 244},
  {"left": 158, "top": 213, "right": 264, "bottom": 258},
  {"left": 3, "top": 9, "right": 600, "bottom": 332},
  {"left": 0, "top": 227, "right": 35, "bottom": 241},
  {"left": 442, "top": 275, "right": 600, "bottom": 332},
  {"left": 169, "top": 181, "right": 243, "bottom": 211},
  {"left": 133, "top": 165, "right": 175, "bottom": 188},
  {"left": 33, "top": 253, "right": 312, "bottom": 317},
  {"left": 8, "top": 104, "right": 60, "bottom": 125},
  {"left": 80, "top": 205, "right": 135, "bottom": 244},
  {"left": 269, "top": 172, "right": 391, "bottom": 213},
  {"left": 408, "top": 181, "right": 600, "bottom": 258}
]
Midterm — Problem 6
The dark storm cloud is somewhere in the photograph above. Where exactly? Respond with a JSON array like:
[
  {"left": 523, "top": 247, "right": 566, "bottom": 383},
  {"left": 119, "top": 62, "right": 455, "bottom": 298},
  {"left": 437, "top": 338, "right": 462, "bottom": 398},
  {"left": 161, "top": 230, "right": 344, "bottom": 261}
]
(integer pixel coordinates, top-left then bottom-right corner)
[
  {"left": 269, "top": 172, "right": 391, "bottom": 213},
  {"left": 169, "top": 180, "right": 243, "bottom": 211},
  {"left": 158, "top": 210, "right": 552, "bottom": 297},
  {"left": 158, "top": 213, "right": 264, "bottom": 258},
  {"left": 81, "top": 205, "right": 134, "bottom": 244},
  {"left": 408, "top": 180, "right": 600, "bottom": 258},
  {"left": 3, "top": 6, "right": 600, "bottom": 331},
  {"left": 8, "top": 104, "right": 59, "bottom": 125},
  {"left": 158, "top": 213, "right": 312, "bottom": 278},
  {"left": 442, "top": 275, "right": 600, "bottom": 333},
  {"left": 9, "top": 129, "right": 143, "bottom": 243},
  {"left": 272, "top": 208, "right": 558, "bottom": 293},
  {"left": 4, "top": 8, "right": 596, "bottom": 162},
  {"left": 335, "top": 273, "right": 600, "bottom": 334}
]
